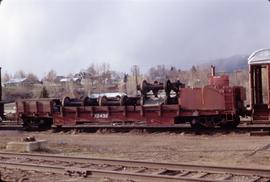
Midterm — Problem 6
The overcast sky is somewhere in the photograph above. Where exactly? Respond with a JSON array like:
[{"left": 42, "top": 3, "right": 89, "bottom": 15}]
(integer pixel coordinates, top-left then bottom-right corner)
[{"left": 0, "top": 0, "right": 270, "bottom": 77}]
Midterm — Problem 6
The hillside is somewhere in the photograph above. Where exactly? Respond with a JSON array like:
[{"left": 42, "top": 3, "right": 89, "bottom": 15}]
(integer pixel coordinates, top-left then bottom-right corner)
[{"left": 206, "top": 55, "right": 249, "bottom": 72}]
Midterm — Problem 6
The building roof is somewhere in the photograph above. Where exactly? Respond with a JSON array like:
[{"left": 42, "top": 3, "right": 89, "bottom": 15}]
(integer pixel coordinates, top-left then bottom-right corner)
[
  {"left": 248, "top": 49, "right": 270, "bottom": 65},
  {"left": 4, "top": 78, "right": 27, "bottom": 85},
  {"left": 59, "top": 78, "right": 69, "bottom": 82},
  {"left": 59, "top": 77, "right": 81, "bottom": 83}
]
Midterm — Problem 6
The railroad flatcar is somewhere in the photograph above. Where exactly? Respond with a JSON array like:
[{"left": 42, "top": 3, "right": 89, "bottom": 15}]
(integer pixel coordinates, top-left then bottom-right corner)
[
  {"left": 15, "top": 66, "right": 246, "bottom": 130},
  {"left": 15, "top": 49, "right": 270, "bottom": 130}
]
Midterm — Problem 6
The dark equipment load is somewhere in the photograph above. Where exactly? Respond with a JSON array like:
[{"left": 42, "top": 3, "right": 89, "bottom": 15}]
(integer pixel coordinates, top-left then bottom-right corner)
[{"left": 138, "top": 79, "right": 185, "bottom": 105}]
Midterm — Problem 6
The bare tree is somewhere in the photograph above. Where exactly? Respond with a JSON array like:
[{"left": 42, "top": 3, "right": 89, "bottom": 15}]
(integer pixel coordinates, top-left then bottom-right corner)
[
  {"left": 26, "top": 73, "right": 39, "bottom": 82},
  {"left": 125, "top": 65, "right": 143, "bottom": 95},
  {"left": 14, "top": 70, "right": 26, "bottom": 79},
  {"left": 100, "top": 63, "right": 111, "bottom": 83},
  {"left": 148, "top": 65, "right": 168, "bottom": 82},
  {"left": 3, "top": 72, "right": 11, "bottom": 83},
  {"left": 86, "top": 64, "right": 97, "bottom": 78},
  {"left": 131, "top": 65, "right": 140, "bottom": 86},
  {"left": 96, "top": 63, "right": 111, "bottom": 92},
  {"left": 45, "top": 69, "right": 57, "bottom": 82},
  {"left": 166, "top": 66, "right": 180, "bottom": 81}
]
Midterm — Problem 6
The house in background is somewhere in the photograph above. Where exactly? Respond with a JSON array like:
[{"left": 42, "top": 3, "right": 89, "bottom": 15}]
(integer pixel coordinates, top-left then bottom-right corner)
[{"left": 4, "top": 78, "right": 41, "bottom": 87}]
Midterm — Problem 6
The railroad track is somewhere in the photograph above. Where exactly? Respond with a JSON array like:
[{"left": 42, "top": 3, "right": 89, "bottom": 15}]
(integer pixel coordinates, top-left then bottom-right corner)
[
  {"left": 54, "top": 123, "right": 270, "bottom": 130},
  {"left": 0, "top": 121, "right": 22, "bottom": 130},
  {"left": 1, "top": 120, "right": 270, "bottom": 134},
  {"left": 33, "top": 124, "right": 270, "bottom": 135},
  {"left": 0, "top": 152, "right": 269, "bottom": 181}
]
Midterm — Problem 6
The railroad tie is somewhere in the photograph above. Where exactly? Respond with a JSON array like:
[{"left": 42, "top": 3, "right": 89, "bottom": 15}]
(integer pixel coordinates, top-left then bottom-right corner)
[{"left": 65, "top": 167, "right": 90, "bottom": 177}]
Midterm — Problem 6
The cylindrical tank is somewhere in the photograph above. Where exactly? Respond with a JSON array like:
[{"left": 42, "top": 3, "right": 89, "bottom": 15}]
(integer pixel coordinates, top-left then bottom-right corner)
[
  {"left": 208, "top": 75, "right": 229, "bottom": 88},
  {"left": 62, "top": 97, "right": 83, "bottom": 107}
]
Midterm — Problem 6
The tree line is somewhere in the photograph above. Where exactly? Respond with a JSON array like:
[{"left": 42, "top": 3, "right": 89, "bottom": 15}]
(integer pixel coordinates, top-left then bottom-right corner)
[{"left": 2, "top": 63, "right": 249, "bottom": 102}]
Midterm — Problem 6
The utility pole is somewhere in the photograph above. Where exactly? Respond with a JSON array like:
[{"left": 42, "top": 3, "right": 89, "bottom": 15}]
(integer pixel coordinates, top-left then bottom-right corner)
[
  {"left": 0, "top": 1, "right": 5, "bottom": 121},
  {"left": 0, "top": 67, "right": 2, "bottom": 102},
  {"left": 131, "top": 65, "right": 139, "bottom": 95},
  {"left": 0, "top": 1, "right": 3, "bottom": 120}
]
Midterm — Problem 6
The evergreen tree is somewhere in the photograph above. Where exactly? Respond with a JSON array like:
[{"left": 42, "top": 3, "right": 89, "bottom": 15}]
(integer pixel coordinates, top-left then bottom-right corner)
[{"left": 39, "top": 86, "right": 49, "bottom": 98}]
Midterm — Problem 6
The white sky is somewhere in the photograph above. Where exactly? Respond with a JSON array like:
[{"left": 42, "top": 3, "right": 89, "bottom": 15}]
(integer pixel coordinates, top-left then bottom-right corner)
[{"left": 0, "top": 0, "right": 270, "bottom": 77}]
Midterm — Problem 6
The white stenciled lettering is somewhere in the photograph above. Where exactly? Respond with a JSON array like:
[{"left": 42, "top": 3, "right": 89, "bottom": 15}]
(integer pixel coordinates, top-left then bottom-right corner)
[{"left": 94, "top": 113, "right": 108, "bottom": 119}]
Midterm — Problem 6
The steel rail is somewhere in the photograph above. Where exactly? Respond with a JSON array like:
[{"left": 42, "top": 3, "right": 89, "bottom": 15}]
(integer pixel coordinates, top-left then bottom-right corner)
[
  {"left": 1, "top": 121, "right": 270, "bottom": 131},
  {"left": 0, "top": 125, "right": 22, "bottom": 130},
  {"left": 0, "top": 152, "right": 269, "bottom": 177},
  {"left": 0, "top": 161, "right": 64, "bottom": 174},
  {"left": 53, "top": 123, "right": 270, "bottom": 129},
  {"left": 0, "top": 161, "right": 230, "bottom": 182}
]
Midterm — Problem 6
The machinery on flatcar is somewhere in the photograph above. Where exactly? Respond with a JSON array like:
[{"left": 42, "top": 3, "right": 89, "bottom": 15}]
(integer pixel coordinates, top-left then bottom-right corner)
[
  {"left": 15, "top": 65, "right": 246, "bottom": 130},
  {"left": 11, "top": 49, "right": 270, "bottom": 130}
]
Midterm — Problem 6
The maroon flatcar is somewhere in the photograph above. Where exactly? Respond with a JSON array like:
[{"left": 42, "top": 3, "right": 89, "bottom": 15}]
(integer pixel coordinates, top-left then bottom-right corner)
[
  {"left": 16, "top": 66, "right": 246, "bottom": 130},
  {"left": 13, "top": 49, "right": 270, "bottom": 130},
  {"left": 16, "top": 98, "right": 60, "bottom": 129}
]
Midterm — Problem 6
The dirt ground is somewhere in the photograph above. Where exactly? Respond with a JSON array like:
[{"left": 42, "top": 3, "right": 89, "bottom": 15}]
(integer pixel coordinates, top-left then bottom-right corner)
[{"left": 0, "top": 130, "right": 270, "bottom": 181}]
